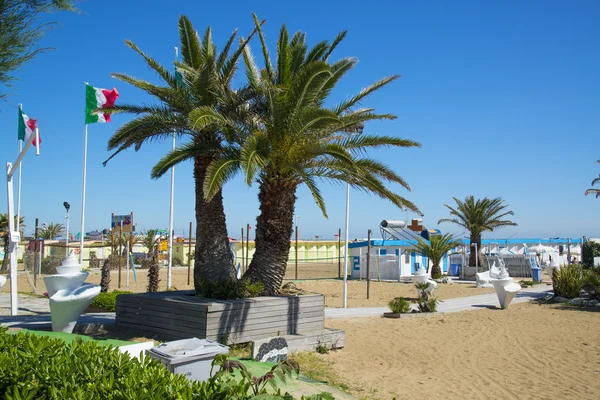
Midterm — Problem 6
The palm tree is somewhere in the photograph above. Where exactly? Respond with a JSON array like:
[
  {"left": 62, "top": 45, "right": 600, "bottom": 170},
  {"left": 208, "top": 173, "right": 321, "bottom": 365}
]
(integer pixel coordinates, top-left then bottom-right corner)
[
  {"left": 438, "top": 196, "right": 517, "bottom": 268},
  {"left": 585, "top": 160, "right": 600, "bottom": 198},
  {"left": 138, "top": 230, "right": 160, "bottom": 261},
  {"left": 157, "top": 17, "right": 420, "bottom": 294},
  {"left": 0, "top": 214, "right": 24, "bottom": 272},
  {"left": 413, "top": 233, "right": 461, "bottom": 279},
  {"left": 103, "top": 16, "right": 261, "bottom": 291},
  {"left": 39, "top": 222, "right": 64, "bottom": 240}
]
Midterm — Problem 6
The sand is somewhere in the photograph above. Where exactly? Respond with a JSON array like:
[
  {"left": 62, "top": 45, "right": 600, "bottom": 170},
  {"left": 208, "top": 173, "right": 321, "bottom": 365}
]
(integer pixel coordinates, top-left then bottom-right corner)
[
  {"left": 312, "top": 302, "right": 600, "bottom": 400},
  {"left": 294, "top": 279, "right": 497, "bottom": 308}
]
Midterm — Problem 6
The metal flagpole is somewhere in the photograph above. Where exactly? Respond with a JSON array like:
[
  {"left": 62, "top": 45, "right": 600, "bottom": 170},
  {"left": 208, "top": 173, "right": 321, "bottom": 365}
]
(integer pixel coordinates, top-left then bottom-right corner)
[
  {"left": 167, "top": 47, "right": 178, "bottom": 289},
  {"left": 80, "top": 82, "right": 89, "bottom": 264},
  {"left": 343, "top": 182, "right": 350, "bottom": 308},
  {"left": 16, "top": 104, "right": 23, "bottom": 236}
]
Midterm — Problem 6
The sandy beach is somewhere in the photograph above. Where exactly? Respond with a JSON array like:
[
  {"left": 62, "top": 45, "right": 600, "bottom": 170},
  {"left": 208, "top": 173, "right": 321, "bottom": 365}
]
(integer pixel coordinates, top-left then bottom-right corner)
[{"left": 310, "top": 301, "right": 600, "bottom": 399}]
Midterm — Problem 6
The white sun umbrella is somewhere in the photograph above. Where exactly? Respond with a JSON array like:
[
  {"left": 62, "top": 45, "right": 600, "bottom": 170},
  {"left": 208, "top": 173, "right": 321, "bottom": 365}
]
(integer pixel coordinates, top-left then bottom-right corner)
[{"left": 532, "top": 243, "right": 547, "bottom": 253}]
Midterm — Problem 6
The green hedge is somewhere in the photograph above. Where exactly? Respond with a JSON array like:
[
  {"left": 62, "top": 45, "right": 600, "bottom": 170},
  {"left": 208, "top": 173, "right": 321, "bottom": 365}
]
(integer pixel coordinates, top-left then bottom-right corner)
[
  {"left": 89, "top": 290, "right": 133, "bottom": 312},
  {"left": 582, "top": 241, "right": 600, "bottom": 267},
  {"left": 0, "top": 328, "right": 334, "bottom": 399}
]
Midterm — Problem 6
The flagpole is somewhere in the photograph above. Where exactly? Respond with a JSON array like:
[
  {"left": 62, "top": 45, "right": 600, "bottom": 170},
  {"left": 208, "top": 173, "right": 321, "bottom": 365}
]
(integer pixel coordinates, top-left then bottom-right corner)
[
  {"left": 16, "top": 104, "right": 23, "bottom": 236},
  {"left": 167, "top": 47, "right": 178, "bottom": 290},
  {"left": 80, "top": 82, "right": 89, "bottom": 264}
]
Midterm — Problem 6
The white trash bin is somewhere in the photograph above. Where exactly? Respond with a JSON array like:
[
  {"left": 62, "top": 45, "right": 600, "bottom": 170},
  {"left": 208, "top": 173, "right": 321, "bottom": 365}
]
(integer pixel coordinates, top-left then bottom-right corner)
[{"left": 147, "top": 337, "right": 229, "bottom": 381}]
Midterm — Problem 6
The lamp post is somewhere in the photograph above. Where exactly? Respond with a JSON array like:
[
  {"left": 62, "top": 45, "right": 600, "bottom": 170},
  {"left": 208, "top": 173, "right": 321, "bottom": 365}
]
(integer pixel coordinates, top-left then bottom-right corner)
[
  {"left": 341, "top": 122, "right": 364, "bottom": 308},
  {"left": 63, "top": 202, "right": 70, "bottom": 256}
]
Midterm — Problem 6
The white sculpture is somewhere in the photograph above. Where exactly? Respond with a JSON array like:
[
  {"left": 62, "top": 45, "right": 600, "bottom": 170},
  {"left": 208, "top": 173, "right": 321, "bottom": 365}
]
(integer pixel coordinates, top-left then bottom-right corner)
[
  {"left": 412, "top": 264, "right": 437, "bottom": 295},
  {"left": 475, "top": 269, "right": 493, "bottom": 288},
  {"left": 489, "top": 259, "right": 521, "bottom": 309},
  {"left": 0, "top": 275, "right": 6, "bottom": 292},
  {"left": 44, "top": 252, "right": 100, "bottom": 333}
]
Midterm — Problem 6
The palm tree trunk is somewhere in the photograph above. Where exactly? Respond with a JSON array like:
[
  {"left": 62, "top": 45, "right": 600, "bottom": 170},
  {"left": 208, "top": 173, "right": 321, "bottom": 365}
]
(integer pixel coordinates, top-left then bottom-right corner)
[
  {"left": 1, "top": 240, "right": 9, "bottom": 272},
  {"left": 469, "top": 233, "right": 482, "bottom": 267},
  {"left": 244, "top": 177, "right": 297, "bottom": 295},
  {"left": 193, "top": 155, "right": 235, "bottom": 291},
  {"left": 431, "top": 264, "right": 442, "bottom": 279}
]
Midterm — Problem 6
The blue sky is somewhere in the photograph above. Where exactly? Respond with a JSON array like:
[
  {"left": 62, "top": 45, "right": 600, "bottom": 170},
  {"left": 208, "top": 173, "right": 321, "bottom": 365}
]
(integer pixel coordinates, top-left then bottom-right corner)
[{"left": 0, "top": 0, "right": 599, "bottom": 240}]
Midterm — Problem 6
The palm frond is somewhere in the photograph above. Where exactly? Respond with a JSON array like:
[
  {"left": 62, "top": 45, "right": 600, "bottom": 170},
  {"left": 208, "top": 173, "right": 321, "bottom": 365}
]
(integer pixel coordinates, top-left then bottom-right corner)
[{"left": 178, "top": 15, "right": 203, "bottom": 69}]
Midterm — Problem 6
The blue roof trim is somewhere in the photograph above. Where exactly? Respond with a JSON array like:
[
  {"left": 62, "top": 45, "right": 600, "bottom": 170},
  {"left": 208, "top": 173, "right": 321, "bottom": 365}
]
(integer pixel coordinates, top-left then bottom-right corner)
[{"left": 347, "top": 238, "right": 583, "bottom": 248}]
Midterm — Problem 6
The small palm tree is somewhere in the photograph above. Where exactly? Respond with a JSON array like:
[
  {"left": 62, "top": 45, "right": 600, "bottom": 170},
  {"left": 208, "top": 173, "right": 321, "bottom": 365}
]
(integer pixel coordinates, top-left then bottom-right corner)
[
  {"left": 413, "top": 233, "right": 461, "bottom": 279},
  {"left": 39, "top": 222, "right": 64, "bottom": 240},
  {"left": 585, "top": 160, "right": 600, "bottom": 198},
  {"left": 0, "top": 214, "right": 25, "bottom": 272},
  {"left": 104, "top": 16, "right": 261, "bottom": 290},
  {"left": 438, "top": 196, "right": 517, "bottom": 268},
  {"left": 139, "top": 230, "right": 160, "bottom": 261},
  {"left": 159, "top": 17, "right": 420, "bottom": 294}
]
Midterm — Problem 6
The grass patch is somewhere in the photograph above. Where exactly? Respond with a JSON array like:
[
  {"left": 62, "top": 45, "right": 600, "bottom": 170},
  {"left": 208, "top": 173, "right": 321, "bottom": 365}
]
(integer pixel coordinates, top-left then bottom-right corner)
[{"left": 227, "top": 342, "right": 252, "bottom": 359}]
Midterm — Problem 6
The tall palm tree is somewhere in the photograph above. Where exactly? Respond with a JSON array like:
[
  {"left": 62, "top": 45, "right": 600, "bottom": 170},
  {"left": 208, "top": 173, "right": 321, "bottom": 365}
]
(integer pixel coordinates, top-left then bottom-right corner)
[
  {"left": 0, "top": 214, "right": 24, "bottom": 271},
  {"left": 413, "top": 233, "right": 461, "bottom": 279},
  {"left": 155, "top": 17, "right": 421, "bottom": 294},
  {"left": 585, "top": 160, "right": 600, "bottom": 198},
  {"left": 103, "top": 16, "right": 261, "bottom": 291},
  {"left": 39, "top": 222, "right": 64, "bottom": 240},
  {"left": 438, "top": 196, "right": 517, "bottom": 268}
]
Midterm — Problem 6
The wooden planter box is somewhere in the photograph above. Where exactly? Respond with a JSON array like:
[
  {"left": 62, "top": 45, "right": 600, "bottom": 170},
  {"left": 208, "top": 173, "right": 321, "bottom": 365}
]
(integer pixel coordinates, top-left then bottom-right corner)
[{"left": 115, "top": 291, "right": 325, "bottom": 344}]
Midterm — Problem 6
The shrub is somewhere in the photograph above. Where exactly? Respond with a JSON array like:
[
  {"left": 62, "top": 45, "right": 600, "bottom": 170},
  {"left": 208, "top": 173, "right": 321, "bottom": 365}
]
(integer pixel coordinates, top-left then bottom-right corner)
[
  {"left": 89, "top": 290, "right": 133, "bottom": 312},
  {"left": 89, "top": 251, "right": 99, "bottom": 268},
  {"left": 415, "top": 282, "right": 441, "bottom": 312},
  {"left": 172, "top": 256, "right": 183, "bottom": 266},
  {"left": 388, "top": 297, "right": 411, "bottom": 314},
  {"left": 552, "top": 264, "right": 583, "bottom": 299},
  {"left": 582, "top": 267, "right": 600, "bottom": 300},
  {"left": 582, "top": 241, "right": 600, "bottom": 268},
  {"left": 196, "top": 277, "right": 264, "bottom": 300},
  {"left": 0, "top": 328, "right": 328, "bottom": 399}
]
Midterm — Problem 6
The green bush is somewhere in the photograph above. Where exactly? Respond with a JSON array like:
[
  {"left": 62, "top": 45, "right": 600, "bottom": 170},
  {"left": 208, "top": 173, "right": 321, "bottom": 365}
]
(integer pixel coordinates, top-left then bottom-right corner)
[
  {"left": 582, "top": 267, "right": 600, "bottom": 300},
  {"left": 415, "top": 282, "right": 441, "bottom": 312},
  {"left": 388, "top": 297, "right": 411, "bottom": 314},
  {"left": 89, "top": 290, "right": 133, "bottom": 312},
  {"left": 172, "top": 256, "right": 183, "bottom": 266},
  {"left": 0, "top": 328, "right": 332, "bottom": 399},
  {"left": 89, "top": 251, "right": 100, "bottom": 268},
  {"left": 196, "top": 277, "right": 264, "bottom": 300},
  {"left": 552, "top": 264, "right": 583, "bottom": 299},
  {"left": 582, "top": 241, "right": 600, "bottom": 268}
]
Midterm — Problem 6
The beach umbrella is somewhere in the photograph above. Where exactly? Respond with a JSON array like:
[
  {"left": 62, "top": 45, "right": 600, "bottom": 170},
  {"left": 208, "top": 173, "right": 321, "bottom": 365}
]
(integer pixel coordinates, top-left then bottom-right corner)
[{"left": 570, "top": 246, "right": 582, "bottom": 255}]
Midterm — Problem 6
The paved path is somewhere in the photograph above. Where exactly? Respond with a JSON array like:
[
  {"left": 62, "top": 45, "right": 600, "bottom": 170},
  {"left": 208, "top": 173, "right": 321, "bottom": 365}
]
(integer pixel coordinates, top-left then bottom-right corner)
[
  {"left": 325, "top": 284, "right": 552, "bottom": 318},
  {"left": 1, "top": 284, "right": 553, "bottom": 328}
]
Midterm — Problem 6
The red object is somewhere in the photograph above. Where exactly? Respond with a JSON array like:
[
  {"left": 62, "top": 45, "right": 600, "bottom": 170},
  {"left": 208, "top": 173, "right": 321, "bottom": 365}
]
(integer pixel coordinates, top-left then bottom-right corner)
[
  {"left": 101, "top": 88, "right": 119, "bottom": 122},
  {"left": 334, "top": 234, "right": 340, "bottom": 237}
]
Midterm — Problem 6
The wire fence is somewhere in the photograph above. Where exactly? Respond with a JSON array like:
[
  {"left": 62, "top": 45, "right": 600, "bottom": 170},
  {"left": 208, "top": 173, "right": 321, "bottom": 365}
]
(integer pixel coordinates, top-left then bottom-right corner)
[{"left": 236, "top": 256, "right": 352, "bottom": 280}]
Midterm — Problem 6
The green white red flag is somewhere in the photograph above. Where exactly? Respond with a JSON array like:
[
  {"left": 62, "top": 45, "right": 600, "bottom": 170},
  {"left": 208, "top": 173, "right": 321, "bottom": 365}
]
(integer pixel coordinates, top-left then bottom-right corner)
[
  {"left": 85, "top": 84, "right": 119, "bottom": 124},
  {"left": 18, "top": 108, "right": 40, "bottom": 147}
]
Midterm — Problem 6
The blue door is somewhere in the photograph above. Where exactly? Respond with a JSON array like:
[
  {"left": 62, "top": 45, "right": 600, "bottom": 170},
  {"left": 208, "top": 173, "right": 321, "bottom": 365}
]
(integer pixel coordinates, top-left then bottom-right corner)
[
  {"left": 411, "top": 252, "right": 417, "bottom": 273},
  {"left": 421, "top": 254, "right": 427, "bottom": 272},
  {"left": 443, "top": 255, "right": 448, "bottom": 273},
  {"left": 380, "top": 249, "right": 387, "bottom": 256}
]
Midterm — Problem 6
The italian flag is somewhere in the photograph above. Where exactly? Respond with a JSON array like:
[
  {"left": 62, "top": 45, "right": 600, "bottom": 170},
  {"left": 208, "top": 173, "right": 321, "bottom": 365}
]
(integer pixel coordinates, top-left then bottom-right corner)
[
  {"left": 85, "top": 84, "right": 119, "bottom": 124},
  {"left": 18, "top": 108, "right": 40, "bottom": 147}
]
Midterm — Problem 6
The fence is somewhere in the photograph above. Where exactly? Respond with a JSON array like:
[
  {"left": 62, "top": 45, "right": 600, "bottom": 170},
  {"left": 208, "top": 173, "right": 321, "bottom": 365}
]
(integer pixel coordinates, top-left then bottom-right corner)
[{"left": 449, "top": 254, "right": 533, "bottom": 278}]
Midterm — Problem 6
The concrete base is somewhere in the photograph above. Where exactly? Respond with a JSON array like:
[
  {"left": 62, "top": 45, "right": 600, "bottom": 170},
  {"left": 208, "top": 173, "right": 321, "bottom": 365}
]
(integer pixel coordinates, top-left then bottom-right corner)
[
  {"left": 251, "top": 328, "right": 346, "bottom": 362},
  {"left": 48, "top": 284, "right": 101, "bottom": 333}
]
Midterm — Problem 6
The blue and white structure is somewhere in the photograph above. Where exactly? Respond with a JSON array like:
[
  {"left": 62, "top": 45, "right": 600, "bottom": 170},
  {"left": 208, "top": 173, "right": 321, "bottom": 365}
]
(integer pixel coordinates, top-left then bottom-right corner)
[{"left": 348, "top": 219, "right": 583, "bottom": 280}]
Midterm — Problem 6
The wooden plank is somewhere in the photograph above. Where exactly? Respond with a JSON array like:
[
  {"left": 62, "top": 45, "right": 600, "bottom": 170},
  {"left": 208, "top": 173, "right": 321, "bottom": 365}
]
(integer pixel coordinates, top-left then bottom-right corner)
[
  {"left": 117, "top": 296, "right": 209, "bottom": 312},
  {"left": 204, "top": 295, "right": 324, "bottom": 312},
  {"left": 116, "top": 306, "right": 206, "bottom": 323},
  {"left": 205, "top": 316, "right": 324, "bottom": 336},
  {"left": 117, "top": 310, "right": 207, "bottom": 330},
  {"left": 116, "top": 301, "right": 208, "bottom": 318},
  {"left": 206, "top": 305, "right": 324, "bottom": 322},
  {"left": 206, "top": 310, "right": 324, "bottom": 327},
  {"left": 116, "top": 315, "right": 205, "bottom": 335},
  {"left": 207, "top": 321, "right": 327, "bottom": 344},
  {"left": 116, "top": 321, "right": 198, "bottom": 340}
]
